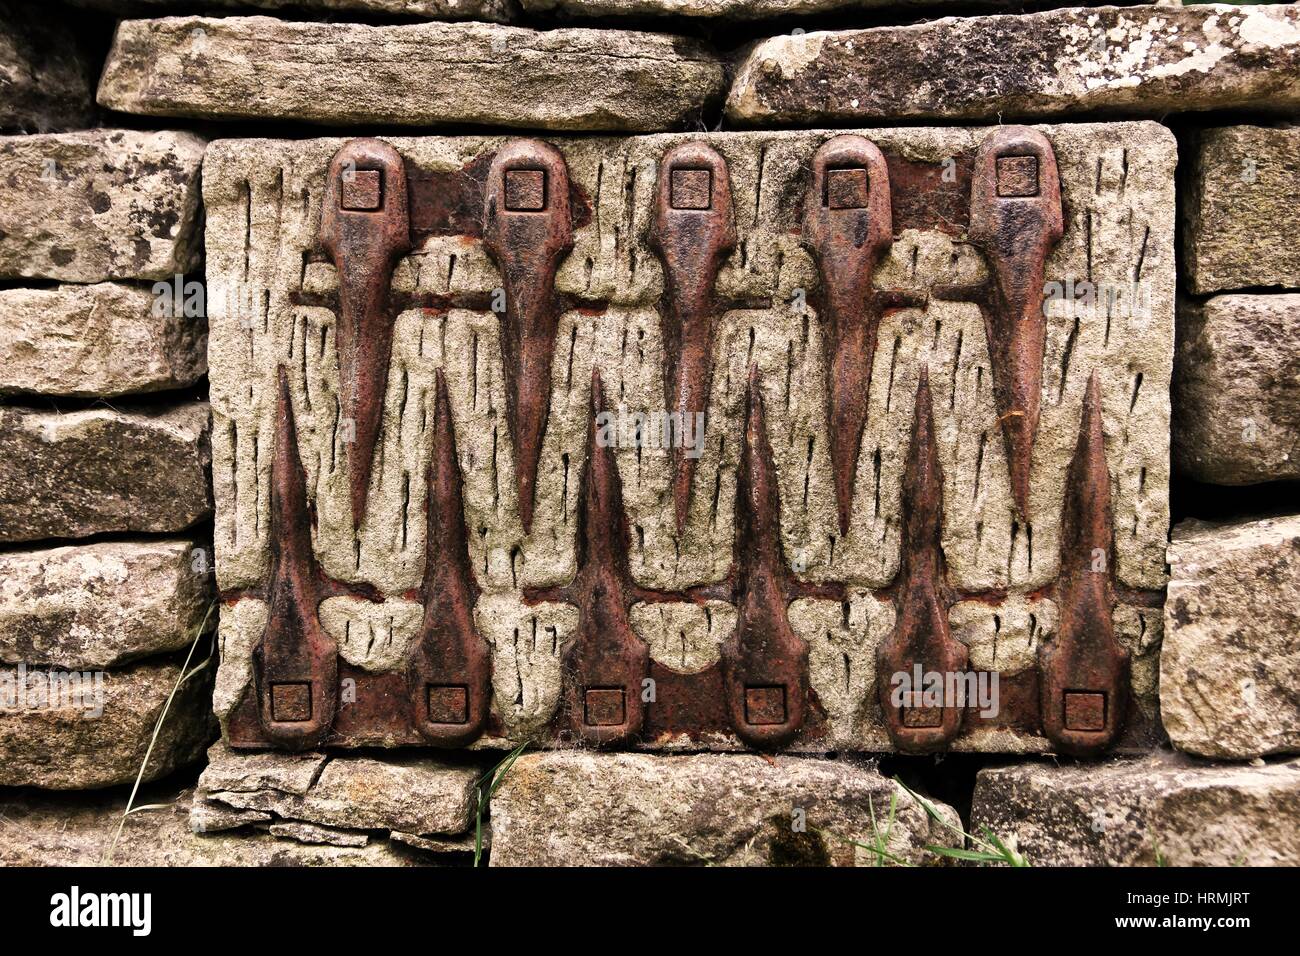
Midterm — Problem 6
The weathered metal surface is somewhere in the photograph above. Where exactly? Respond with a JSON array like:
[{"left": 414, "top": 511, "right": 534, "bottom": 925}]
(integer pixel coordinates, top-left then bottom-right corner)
[
  {"left": 525, "top": 370, "right": 653, "bottom": 747},
  {"left": 716, "top": 366, "right": 839, "bottom": 749},
  {"left": 406, "top": 369, "right": 492, "bottom": 747},
  {"left": 1039, "top": 372, "right": 1129, "bottom": 756},
  {"left": 803, "top": 135, "right": 894, "bottom": 536},
  {"left": 213, "top": 128, "right": 1170, "bottom": 755},
  {"left": 648, "top": 142, "right": 736, "bottom": 533},
  {"left": 875, "top": 368, "right": 968, "bottom": 753},
  {"left": 948, "top": 126, "right": 1063, "bottom": 519},
  {"left": 254, "top": 367, "right": 339, "bottom": 750},
  {"left": 482, "top": 139, "right": 575, "bottom": 535},
  {"left": 319, "top": 139, "right": 412, "bottom": 531}
]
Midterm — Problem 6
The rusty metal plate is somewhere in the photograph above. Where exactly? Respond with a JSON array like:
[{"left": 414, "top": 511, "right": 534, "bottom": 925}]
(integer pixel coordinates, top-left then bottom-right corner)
[{"left": 207, "top": 125, "right": 1173, "bottom": 754}]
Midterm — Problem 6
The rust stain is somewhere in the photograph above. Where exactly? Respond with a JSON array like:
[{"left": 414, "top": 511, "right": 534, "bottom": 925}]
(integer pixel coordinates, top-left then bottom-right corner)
[
  {"left": 319, "top": 138, "right": 412, "bottom": 532},
  {"left": 1039, "top": 372, "right": 1129, "bottom": 756},
  {"left": 406, "top": 369, "right": 491, "bottom": 747},
  {"left": 803, "top": 135, "right": 896, "bottom": 536},
  {"left": 716, "top": 366, "right": 832, "bottom": 750},
  {"left": 966, "top": 126, "right": 1063, "bottom": 520},
  {"left": 482, "top": 139, "right": 575, "bottom": 535},
  {"left": 883, "top": 151, "right": 973, "bottom": 237},
  {"left": 526, "top": 369, "right": 653, "bottom": 747},
  {"left": 876, "top": 367, "right": 967, "bottom": 753},
  {"left": 406, "top": 149, "right": 593, "bottom": 241},
  {"left": 253, "top": 367, "right": 339, "bottom": 750},
  {"left": 648, "top": 142, "right": 737, "bottom": 535}
]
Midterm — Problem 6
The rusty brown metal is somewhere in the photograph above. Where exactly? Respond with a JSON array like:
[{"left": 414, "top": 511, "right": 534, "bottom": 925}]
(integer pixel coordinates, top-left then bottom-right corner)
[
  {"left": 876, "top": 367, "right": 968, "bottom": 753},
  {"left": 718, "top": 365, "right": 816, "bottom": 750},
  {"left": 406, "top": 369, "right": 491, "bottom": 747},
  {"left": 254, "top": 367, "right": 339, "bottom": 750},
  {"left": 1039, "top": 372, "right": 1129, "bottom": 756},
  {"left": 526, "top": 369, "right": 652, "bottom": 747},
  {"left": 319, "top": 138, "right": 412, "bottom": 532},
  {"left": 482, "top": 139, "right": 575, "bottom": 535},
  {"left": 967, "top": 126, "right": 1063, "bottom": 520},
  {"left": 804, "top": 135, "right": 895, "bottom": 536},
  {"left": 648, "top": 142, "right": 737, "bottom": 534}
]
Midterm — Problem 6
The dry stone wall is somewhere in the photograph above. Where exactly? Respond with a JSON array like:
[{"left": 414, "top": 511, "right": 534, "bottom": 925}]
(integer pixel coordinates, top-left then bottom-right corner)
[{"left": 0, "top": 0, "right": 1296, "bottom": 868}]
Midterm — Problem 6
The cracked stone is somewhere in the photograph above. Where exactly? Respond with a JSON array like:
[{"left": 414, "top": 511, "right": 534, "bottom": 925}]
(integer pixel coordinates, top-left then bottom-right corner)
[
  {"left": 0, "top": 283, "right": 207, "bottom": 398},
  {"left": 727, "top": 6, "right": 1300, "bottom": 126},
  {"left": 98, "top": 17, "right": 726, "bottom": 132},
  {"left": 1161, "top": 515, "right": 1300, "bottom": 759},
  {"left": 0, "top": 129, "right": 205, "bottom": 282}
]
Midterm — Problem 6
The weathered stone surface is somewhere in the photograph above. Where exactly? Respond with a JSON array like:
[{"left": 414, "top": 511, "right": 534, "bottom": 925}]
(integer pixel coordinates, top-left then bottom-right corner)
[
  {"left": 0, "top": 283, "right": 207, "bottom": 398},
  {"left": 491, "top": 751, "right": 961, "bottom": 866},
  {"left": 0, "top": 786, "right": 421, "bottom": 866},
  {"left": 1183, "top": 125, "right": 1300, "bottom": 295},
  {"left": 0, "top": 1, "right": 94, "bottom": 132},
  {"left": 0, "top": 538, "right": 213, "bottom": 669},
  {"left": 73, "top": 0, "right": 511, "bottom": 21},
  {"left": 971, "top": 752, "right": 1300, "bottom": 865},
  {"left": 0, "top": 657, "right": 215, "bottom": 789},
  {"left": 268, "top": 821, "right": 369, "bottom": 847},
  {"left": 521, "top": 0, "right": 1014, "bottom": 16},
  {"left": 190, "top": 798, "right": 271, "bottom": 834},
  {"left": 98, "top": 18, "right": 725, "bottom": 132},
  {"left": 196, "top": 743, "right": 478, "bottom": 835},
  {"left": 0, "top": 402, "right": 211, "bottom": 543},
  {"left": 207, "top": 123, "right": 1172, "bottom": 753},
  {"left": 1174, "top": 294, "right": 1300, "bottom": 484},
  {"left": 1162, "top": 516, "right": 1300, "bottom": 759},
  {"left": 727, "top": 6, "right": 1300, "bottom": 126},
  {"left": 0, "top": 129, "right": 205, "bottom": 282}
]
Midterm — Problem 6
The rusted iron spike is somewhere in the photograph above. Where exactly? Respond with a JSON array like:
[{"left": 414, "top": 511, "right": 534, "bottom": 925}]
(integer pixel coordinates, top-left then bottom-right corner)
[
  {"left": 482, "top": 139, "right": 574, "bottom": 536},
  {"left": 876, "top": 367, "right": 968, "bottom": 753},
  {"left": 319, "top": 138, "right": 412, "bottom": 532},
  {"left": 528, "top": 368, "right": 651, "bottom": 747},
  {"left": 1039, "top": 372, "right": 1129, "bottom": 756},
  {"left": 255, "top": 367, "right": 339, "bottom": 750},
  {"left": 648, "top": 142, "right": 737, "bottom": 535},
  {"left": 406, "top": 369, "right": 491, "bottom": 747},
  {"left": 968, "top": 126, "right": 1063, "bottom": 520},
  {"left": 804, "top": 135, "right": 894, "bottom": 537},
  {"left": 719, "top": 365, "right": 812, "bottom": 750}
]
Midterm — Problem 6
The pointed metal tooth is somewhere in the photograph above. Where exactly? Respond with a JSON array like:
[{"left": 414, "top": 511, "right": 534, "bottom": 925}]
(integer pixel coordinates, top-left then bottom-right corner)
[
  {"left": 560, "top": 368, "right": 649, "bottom": 747},
  {"left": 803, "top": 134, "right": 894, "bottom": 537},
  {"left": 720, "top": 365, "right": 810, "bottom": 750},
  {"left": 482, "top": 139, "right": 574, "bottom": 536},
  {"left": 256, "top": 366, "right": 338, "bottom": 750},
  {"left": 407, "top": 369, "right": 491, "bottom": 747},
  {"left": 968, "top": 126, "right": 1063, "bottom": 520},
  {"left": 1038, "top": 372, "right": 1129, "bottom": 756},
  {"left": 319, "top": 138, "right": 411, "bottom": 532},
  {"left": 648, "top": 142, "right": 736, "bottom": 535},
  {"left": 876, "top": 367, "right": 967, "bottom": 753}
]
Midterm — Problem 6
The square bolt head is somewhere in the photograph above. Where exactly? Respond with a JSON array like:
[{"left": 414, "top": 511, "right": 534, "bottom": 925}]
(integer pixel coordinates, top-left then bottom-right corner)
[
  {"left": 504, "top": 169, "right": 547, "bottom": 211},
  {"left": 901, "top": 706, "right": 943, "bottom": 729},
  {"left": 826, "top": 167, "right": 870, "bottom": 209},
  {"left": 427, "top": 684, "right": 469, "bottom": 724},
  {"left": 744, "top": 685, "right": 787, "bottom": 725},
  {"left": 670, "top": 168, "right": 712, "bottom": 210},
  {"left": 341, "top": 169, "right": 382, "bottom": 211},
  {"left": 1064, "top": 691, "right": 1107, "bottom": 732},
  {"left": 996, "top": 155, "right": 1040, "bottom": 198},
  {"left": 584, "top": 687, "right": 626, "bottom": 726},
  {"left": 270, "top": 682, "right": 312, "bottom": 722}
]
